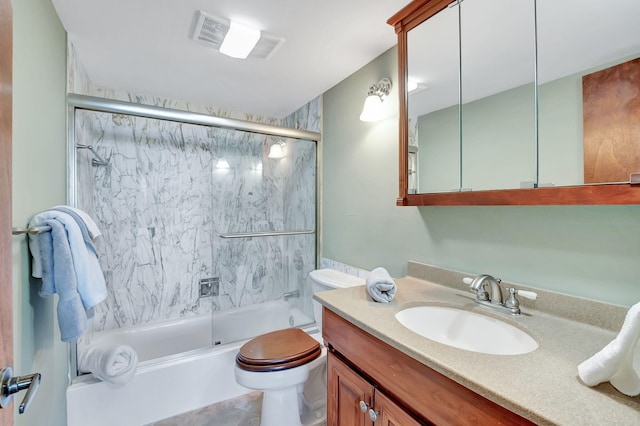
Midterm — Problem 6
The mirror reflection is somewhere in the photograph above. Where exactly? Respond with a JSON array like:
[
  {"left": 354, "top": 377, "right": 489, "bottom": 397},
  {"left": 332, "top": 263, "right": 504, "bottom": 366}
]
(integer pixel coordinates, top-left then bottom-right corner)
[
  {"left": 407, "top": 4, "right": 460, "bottom": 193},
  {"left": 407, "top": 0, "right": 640, "bottom": 195},
  {"left": 537, "top": 0, "right": 640, "bottom": 187}
]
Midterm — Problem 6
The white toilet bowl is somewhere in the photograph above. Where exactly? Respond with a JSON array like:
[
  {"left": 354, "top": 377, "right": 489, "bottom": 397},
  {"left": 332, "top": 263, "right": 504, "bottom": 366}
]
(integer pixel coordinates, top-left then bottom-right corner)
[
  {"left": 234, "top": 269, "right": 365, "bottom": 426},
  {"left": 234, "top": 346, "right": 327, "bottom": 426}
]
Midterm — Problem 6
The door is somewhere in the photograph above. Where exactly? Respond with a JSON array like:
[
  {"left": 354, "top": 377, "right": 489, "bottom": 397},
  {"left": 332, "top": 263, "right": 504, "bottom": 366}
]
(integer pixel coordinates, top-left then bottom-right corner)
[
  {"left": 0, "top": 0, "right": 13, "bottom": 424},
  {"left": 583, "top": 57, "right": 640, "bottom": 184},
  {"left": 327, "top": 352, "right": 373, "bottom": 426},
  {"left": 374, "top": 390, "right": 424, "bottom": 426}
]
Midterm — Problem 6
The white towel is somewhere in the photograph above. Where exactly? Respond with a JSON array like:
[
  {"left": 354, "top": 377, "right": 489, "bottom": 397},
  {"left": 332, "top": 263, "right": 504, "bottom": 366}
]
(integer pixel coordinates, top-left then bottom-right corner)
[
  {"left": 365, "top": 267, "right": 397, "bottom": 303},
  {"left": 78, "top": 344, "right": 138, "bottom": 386},
  {"left": 52, "top": 205, "right": 102, "bottom": 239},
  {"left": 578, "top": 300, "right": 640, "bottom": 396}
]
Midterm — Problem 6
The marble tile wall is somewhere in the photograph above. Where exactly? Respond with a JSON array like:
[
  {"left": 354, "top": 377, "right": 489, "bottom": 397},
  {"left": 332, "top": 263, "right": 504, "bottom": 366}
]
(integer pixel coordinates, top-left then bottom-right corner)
[
  {"left": 319, "top": 258, "right": 370, "bottom": 279},
  {"left": 70, "top": 42, "right": 319, "bottom": 332}
]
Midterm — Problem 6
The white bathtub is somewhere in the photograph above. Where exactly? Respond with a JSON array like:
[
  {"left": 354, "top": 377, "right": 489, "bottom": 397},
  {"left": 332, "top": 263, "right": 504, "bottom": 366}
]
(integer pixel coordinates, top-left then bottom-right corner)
[{"left": 67, "top": 301, "right": 316, "bottom": 426}]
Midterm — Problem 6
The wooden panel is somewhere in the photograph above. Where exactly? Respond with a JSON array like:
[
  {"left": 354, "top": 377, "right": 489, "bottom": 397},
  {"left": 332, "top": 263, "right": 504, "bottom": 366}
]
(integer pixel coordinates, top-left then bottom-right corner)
[
  {"left": 388, "top": 0, "right": 450, "bottom": 33},
  {"left": 583, "top": 58, "right": 640, "bottom": 184},
  {"left": 376, "top": 389, "right": 425, "bottom": 426},
  {"left": 391, "top": 0, "right": 640, "bottom": 205},
  {"left": 323, "top": 308, "right": 534, "bottom": 425},
  {"left": 0, "top": 0, "right": 13, "bottom": 424},
  {"left": 327, "top": 352, "right": 373, "bottom": 426},
  {"left": 389, "top": 0, "right": 452, "bottom": 207},
  {"left": 402, "top": 183, "right": 640, "bottom": 205}
]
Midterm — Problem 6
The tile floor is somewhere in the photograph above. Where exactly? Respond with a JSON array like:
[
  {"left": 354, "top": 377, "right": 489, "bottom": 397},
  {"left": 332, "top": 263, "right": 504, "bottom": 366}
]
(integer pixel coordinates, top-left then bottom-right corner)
[{"left": 147, "top": 391, "right": 262, "bottom": 426}]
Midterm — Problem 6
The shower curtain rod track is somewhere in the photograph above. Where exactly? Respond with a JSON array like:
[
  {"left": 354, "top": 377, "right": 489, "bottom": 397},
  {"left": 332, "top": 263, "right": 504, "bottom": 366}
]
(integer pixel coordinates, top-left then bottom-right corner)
[{"left": 67, "top": 94, "right": 321, "bottom": 142}]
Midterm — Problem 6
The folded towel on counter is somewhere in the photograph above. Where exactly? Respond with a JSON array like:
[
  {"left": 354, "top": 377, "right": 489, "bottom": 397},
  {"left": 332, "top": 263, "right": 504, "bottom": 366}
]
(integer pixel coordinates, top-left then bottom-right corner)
[
  {"left": 29, "top": 208, "right": 107, "bottom": 313},
  {"left": 78, "top": 344, "right": 138, "bottom": 386},
  {"left": 578, "top": 300, "right": 640, "bottom": 396},
  {"left": 366, "top": 267, "right": 397, "bottom": 303},
  {"left": 35, "top": 219, "right": 88, "bottom": 341}
]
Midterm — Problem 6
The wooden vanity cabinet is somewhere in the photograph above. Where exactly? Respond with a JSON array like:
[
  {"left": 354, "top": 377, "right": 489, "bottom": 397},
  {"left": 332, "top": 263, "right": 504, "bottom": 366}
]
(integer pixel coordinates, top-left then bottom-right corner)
[
  {"left": 328, "top": 351, "right": 423, "bottom": 425},
  {"left": 322, "top": 307, "right": 534, "bottom": 425}
]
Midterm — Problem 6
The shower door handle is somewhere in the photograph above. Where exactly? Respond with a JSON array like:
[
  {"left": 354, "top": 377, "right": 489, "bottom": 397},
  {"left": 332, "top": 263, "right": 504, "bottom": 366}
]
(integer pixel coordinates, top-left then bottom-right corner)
[{"left": 0, "top": 366, "right": 42, "bottom": 414}]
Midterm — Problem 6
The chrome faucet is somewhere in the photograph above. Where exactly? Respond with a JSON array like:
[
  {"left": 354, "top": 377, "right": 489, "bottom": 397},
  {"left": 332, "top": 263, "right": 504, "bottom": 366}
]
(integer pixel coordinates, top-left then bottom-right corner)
[
  {"left": 464, "top": 274, "right": 537, "bottom": 316},
  {"left": 283, "top": 289, "right": 300, "bottom": 301},
  {"left": 469, "top": 274, "right": 503, "bottom": 304}
]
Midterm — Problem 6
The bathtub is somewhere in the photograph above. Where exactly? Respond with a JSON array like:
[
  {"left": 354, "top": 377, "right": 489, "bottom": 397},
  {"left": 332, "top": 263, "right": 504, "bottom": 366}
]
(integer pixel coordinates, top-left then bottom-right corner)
[{"left": 67, "top": 301, "right": 316, "bottom": 426}]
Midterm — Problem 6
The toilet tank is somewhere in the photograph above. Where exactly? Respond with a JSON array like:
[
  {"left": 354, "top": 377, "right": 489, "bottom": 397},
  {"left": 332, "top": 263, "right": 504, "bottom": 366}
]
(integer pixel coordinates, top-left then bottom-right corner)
[{"left": 308, "top": 269, "right": 365, "bottom": 332}]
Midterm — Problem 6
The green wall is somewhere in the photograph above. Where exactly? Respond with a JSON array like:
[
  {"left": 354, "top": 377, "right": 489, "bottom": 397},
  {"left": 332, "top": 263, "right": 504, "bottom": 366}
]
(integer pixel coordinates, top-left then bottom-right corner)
[
  {"left": 12, "top": 0, "right": 68, "bottom": 424},
  {"left": 322, "top": 46, "right": 640, "bottom": 308}
]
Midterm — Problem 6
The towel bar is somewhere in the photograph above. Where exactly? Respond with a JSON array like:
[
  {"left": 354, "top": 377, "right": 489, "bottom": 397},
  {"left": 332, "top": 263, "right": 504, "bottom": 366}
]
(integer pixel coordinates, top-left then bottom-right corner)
[
  {"left": 219, "top": 230, "right": 314, "bottom": 239},
  {"left": 12, "top": 226, "right": 51, "bottom": 236}
]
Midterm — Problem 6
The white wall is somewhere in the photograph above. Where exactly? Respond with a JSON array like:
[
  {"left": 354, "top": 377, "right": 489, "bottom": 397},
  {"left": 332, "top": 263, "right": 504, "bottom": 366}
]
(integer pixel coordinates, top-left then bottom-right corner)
[
  {"left": 322, "top": 46, "right": 640, "bottom": 307},
  {"left": 12, "top": 0, "right": 68, "bottom": 424}
]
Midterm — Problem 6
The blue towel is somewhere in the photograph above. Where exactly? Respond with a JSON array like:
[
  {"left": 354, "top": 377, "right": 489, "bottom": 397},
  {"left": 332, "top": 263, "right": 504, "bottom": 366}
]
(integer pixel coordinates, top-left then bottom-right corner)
[
  {"left": 51, "top": 206, "right": 98, "bottom": 256},
  {"left": 37, "top": 219, "right": 87, "bottom": 341},
  {"left": 29, "top": 210, "right": 107, "bottom": 312}
]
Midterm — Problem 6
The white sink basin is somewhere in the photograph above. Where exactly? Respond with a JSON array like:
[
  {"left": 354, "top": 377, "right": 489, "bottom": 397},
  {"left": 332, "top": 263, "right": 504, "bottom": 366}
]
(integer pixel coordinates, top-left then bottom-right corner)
[{"left": 395, "top": 305, "right": 538, "bottom": 355}]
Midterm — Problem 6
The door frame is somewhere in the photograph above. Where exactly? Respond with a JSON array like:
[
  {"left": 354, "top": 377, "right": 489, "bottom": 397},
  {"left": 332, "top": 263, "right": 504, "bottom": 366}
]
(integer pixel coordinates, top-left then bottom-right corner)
[{"left": 0, "top": 0, "right": 14, "bottom": 424}]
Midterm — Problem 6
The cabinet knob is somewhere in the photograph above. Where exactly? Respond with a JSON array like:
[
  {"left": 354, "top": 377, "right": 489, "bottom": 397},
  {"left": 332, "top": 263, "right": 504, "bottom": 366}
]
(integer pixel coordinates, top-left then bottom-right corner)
[
  {"left": 368, "top": 408, "right": 379, "bottom": 422},
  {"left": 0, "top": 366, "right": 42, "bottom": 414},
  {"left": 359, "top": 400, "right": 369, "bottom": 413}
]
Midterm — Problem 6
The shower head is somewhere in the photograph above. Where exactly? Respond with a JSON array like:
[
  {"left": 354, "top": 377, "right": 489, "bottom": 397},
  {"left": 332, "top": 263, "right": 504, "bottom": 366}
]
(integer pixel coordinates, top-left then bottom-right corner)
[{"left": 76, "top": 144, "right": 109, "bottom": 167}]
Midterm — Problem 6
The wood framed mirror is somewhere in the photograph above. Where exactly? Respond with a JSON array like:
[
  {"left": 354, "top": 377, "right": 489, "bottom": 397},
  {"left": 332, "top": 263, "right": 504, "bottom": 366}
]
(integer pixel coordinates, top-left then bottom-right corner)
[{"left": 388, "top": 0, "right": 640, "bottom": 206}]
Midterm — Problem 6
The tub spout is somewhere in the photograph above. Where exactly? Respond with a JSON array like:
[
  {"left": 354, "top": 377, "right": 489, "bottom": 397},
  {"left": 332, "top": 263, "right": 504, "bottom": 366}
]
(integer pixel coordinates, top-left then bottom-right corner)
[{"left": 283, "top": 289, "right": 300, "bottom": 301}]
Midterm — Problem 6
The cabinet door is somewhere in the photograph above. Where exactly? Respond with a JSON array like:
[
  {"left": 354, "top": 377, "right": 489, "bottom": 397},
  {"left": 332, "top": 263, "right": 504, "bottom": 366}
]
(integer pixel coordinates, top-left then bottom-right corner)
[
  {"left": 327, "top": 352, "right": 373, "bottom": 426},
  {"left": 374, "top": 390, "right": 424, "bottom": 426}
]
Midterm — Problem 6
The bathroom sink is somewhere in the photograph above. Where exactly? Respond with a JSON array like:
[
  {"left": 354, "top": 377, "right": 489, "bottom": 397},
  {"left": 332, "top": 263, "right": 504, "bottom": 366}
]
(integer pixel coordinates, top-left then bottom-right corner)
[{"left": 395, "top": 306, "right": 538, "bottom": 355}]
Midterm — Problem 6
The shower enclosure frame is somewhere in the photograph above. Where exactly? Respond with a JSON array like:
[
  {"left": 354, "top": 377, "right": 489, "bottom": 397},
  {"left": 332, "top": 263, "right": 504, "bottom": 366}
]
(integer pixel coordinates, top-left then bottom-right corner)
[{"left": 65, "top": 93, "right": 322, "bottom": 381}]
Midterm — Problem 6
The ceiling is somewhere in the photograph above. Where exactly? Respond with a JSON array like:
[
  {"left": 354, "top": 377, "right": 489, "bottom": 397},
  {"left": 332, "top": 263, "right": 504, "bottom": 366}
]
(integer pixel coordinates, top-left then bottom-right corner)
[{"left": 51, "top": 0, "right": 410, "bottom": 119}]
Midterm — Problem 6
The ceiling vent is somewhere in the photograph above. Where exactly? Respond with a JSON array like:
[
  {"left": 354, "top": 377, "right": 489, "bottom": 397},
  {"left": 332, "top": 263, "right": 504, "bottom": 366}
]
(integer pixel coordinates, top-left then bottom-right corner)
[{"left": 190, "top": 10, "right": 285, "bottom": 60}]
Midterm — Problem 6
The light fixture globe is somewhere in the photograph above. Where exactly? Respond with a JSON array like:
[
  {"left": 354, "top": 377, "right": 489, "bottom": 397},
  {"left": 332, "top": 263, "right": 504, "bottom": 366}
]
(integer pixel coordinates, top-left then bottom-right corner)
[
  {"left": 268, "top": 141, "right": 286, "bottom": 159},
  {"left": 359, "top": 95, "right": 385, "bottom": 122},
  {"left": 359, "top": 78, "right": 392, "bottom": 122}
]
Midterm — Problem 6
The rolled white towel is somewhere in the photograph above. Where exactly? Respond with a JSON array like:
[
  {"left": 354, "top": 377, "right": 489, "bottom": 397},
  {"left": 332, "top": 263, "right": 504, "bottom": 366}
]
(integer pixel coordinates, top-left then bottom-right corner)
[
  {"left": 366, "top": 267, "right": 397, "bottom": 303},
  {"left": 577, "top": 300, "right": 640, "bottom": 396},
  {"left": 78, "top": 344, "right": 138, "bottom": 386}
]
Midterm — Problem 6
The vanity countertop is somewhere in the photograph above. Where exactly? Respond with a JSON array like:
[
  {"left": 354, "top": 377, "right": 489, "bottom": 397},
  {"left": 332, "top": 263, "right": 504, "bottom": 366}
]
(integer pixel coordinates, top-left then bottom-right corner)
[{"left": 314, "top": 266, "right": 640, "bottom": 425}]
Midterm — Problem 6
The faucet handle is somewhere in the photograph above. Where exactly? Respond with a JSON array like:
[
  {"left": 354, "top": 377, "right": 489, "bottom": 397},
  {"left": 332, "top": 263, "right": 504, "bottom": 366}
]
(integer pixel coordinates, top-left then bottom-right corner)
[
  {"left": 504, "top": 287, "right": 538, "bottom": 314},
  {"left": 463, "top": 277, "right": 474, "bottom": 285},
  {"left": 515, "top": 289, "right": 538, "bottom": 300}
]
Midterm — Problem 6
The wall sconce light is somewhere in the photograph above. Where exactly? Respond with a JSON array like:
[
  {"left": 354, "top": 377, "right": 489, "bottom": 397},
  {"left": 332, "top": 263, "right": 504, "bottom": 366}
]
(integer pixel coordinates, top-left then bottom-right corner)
[
  {"left": 268, "top": 141, "right": 286, "bottom": 159},
  {"left": 359, "top": 78, "right": 392, "bottom": 122},
  {"left": 216, "top": 158, "right": 230, "bottom": 169}
]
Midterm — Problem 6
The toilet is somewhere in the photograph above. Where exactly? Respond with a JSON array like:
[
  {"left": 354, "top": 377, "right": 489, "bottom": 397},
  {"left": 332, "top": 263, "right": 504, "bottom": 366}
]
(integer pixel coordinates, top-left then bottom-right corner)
[{"left": 234, "top": 269, "right": 365, "bottom": 426}]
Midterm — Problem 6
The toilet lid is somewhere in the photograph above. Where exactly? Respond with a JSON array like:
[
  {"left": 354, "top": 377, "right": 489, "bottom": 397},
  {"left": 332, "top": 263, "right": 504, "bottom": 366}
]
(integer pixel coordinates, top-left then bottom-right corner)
[{"left": 236, "top": 328, "right": 321, "bottom": 372}]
